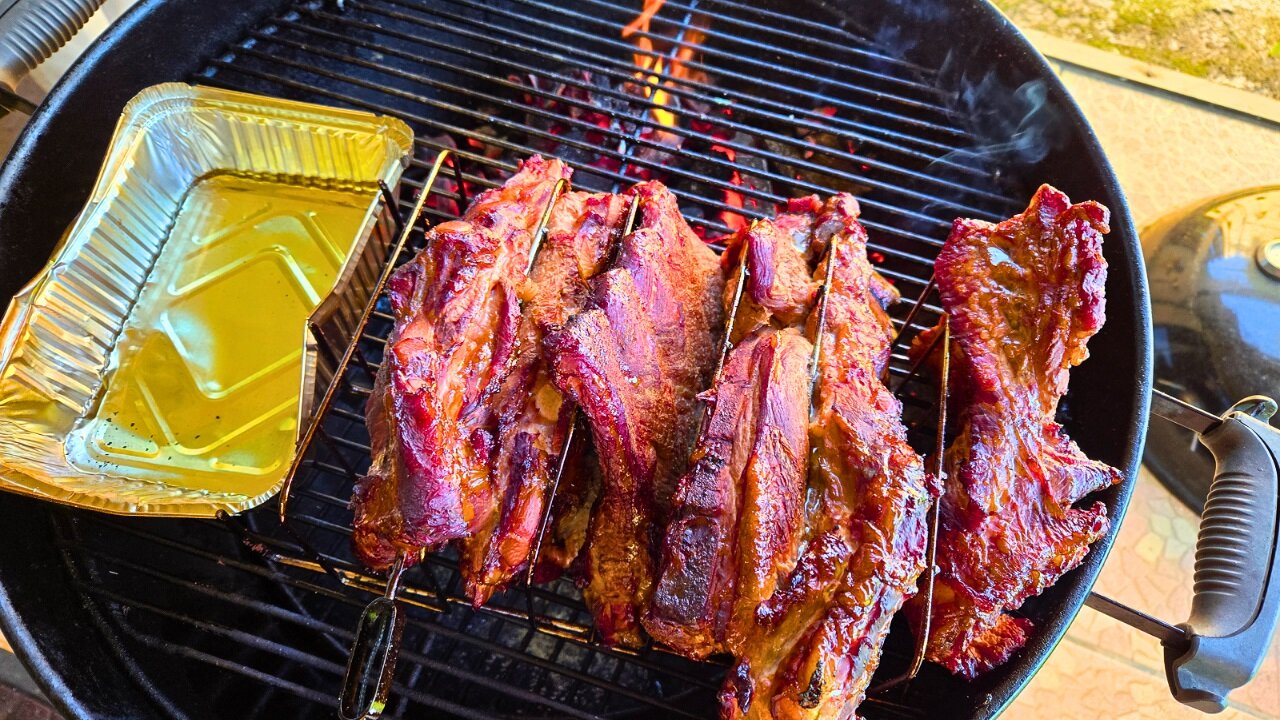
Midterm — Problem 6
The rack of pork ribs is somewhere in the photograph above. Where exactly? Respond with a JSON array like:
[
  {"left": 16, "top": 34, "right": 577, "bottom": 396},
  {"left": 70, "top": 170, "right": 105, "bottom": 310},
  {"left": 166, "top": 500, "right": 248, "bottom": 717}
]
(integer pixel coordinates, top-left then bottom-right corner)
[{"left": 352, "top": 154, "right": 1120, "bottom": 720}]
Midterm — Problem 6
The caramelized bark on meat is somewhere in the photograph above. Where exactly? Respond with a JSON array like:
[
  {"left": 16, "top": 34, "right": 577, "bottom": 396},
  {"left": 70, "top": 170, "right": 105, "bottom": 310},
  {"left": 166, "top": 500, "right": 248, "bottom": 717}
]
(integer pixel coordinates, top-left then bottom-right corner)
[
  {"left": 645, "top": 209, "right": 826, "bottom": 660},
  {"left": 907, "top": 184, "right": 1121, "bottom": 679},
  {"left": 459, "top": 191, "right": 629, "bottom": 605},
  {"left": 772, "top": 196, "right": 825, "bottom": 261},
  {"left": 720, "top": 219, "right": 819, "bottom": 344},
  {"left": 721, "top": 195, "right": 935, "bottom": 720},
  {"left": 354, "top": 156, "right": 570, "bottom": 570},
  {"left": 645, "top": 327, "right": 813, "bottom": 659},
  {"left": 772, "top": 195, "right": 899, "bottom": 310},
  {"left": 545, "top": 180, "right": 724, "bottom": 647}
]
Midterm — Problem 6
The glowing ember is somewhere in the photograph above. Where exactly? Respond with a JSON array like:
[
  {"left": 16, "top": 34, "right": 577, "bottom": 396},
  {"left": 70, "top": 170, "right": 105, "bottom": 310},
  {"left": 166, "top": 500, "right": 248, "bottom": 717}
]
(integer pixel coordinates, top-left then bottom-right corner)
[
  {"left": 722, "top": 171, "right": 747, "bottom": 232},
  {"left": 621, "top": 0, "right": 709, "bottom": 144}
]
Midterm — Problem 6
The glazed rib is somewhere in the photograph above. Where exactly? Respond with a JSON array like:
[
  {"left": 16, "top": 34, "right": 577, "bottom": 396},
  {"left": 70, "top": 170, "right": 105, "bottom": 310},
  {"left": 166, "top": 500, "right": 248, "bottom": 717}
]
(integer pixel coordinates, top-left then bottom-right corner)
[
  {"left": 459, "top": 191, "right": 630, "bottom": 604},
  {"left": 772, "top": 195, "right": 898, "bottom": 309},
  {"left": 545, "top": 180, "right": 724, "bottom": 647},
  {"left": 721, "top": 218, "right": 821, "bottom": 344},
  {"left": 645, "top": 214, "right": 819, "bottom": 659},
  {"left": 645, "top": 326, "right": 813, "bottom": 659},
  {"left": 354, "top": 156, "right": 570, "bottom": 570},
  {"left": 907, "top": 184, "right": 1121, "bottom": 679},
  {"left": 721, "top": 196, "right": 935, "bottom": 720}
]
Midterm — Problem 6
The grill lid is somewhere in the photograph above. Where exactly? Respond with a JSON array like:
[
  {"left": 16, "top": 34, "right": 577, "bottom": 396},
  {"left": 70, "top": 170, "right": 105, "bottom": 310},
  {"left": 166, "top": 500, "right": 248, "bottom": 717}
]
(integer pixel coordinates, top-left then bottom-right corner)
[{"left": 1144, "top": 186, "right": 1280, "bottom": 512}]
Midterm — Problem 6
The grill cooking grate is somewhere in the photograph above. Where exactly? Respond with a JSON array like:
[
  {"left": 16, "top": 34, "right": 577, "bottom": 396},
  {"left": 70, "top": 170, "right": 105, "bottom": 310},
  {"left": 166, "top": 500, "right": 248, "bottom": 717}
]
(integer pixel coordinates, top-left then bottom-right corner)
[{"left": 52, "top": 1, "right": 1032, "bottom": 717}]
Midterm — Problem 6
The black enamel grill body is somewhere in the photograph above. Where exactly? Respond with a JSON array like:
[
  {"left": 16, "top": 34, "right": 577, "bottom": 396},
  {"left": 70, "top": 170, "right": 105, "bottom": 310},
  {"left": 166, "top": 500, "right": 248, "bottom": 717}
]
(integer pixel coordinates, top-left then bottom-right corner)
[{"left": 0, "top": 1, "right": 1151, "bottom": 718}]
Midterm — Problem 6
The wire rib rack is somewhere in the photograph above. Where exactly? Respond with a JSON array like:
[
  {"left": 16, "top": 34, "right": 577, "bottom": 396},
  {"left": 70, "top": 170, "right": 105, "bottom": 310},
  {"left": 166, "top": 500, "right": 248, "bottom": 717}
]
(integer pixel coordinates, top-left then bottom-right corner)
[{"left": 49, "top": 1, "right": 1030, "bottom": 718}]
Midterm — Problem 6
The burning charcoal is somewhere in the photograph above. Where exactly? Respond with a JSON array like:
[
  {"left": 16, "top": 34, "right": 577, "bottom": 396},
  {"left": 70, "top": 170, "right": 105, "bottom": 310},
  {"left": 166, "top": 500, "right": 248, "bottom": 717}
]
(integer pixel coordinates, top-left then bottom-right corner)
[
  {"left": 415, "top": 134, "right": 464, "bottom": 218},
  {"left": 506, "top": 69, "right": 646, "bottom": 192},
  {"left": 462, "top": 125, "right": 507, "bottom": 162},
  {"left": 413, "top": 134, "right": 516, "bottom": 218},
  {"left": 674, "top": 130, "right": 773, "bottom": 234},
  {"left": 761, "top": 107, "right": 871, "bottom": 196}
]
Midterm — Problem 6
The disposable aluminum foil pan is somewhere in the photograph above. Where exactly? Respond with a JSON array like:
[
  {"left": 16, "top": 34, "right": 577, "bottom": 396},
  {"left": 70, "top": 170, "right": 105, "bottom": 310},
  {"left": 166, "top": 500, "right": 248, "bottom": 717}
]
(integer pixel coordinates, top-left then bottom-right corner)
[{"left": 0, "top": 83, "right": 414, "bottom": 516}]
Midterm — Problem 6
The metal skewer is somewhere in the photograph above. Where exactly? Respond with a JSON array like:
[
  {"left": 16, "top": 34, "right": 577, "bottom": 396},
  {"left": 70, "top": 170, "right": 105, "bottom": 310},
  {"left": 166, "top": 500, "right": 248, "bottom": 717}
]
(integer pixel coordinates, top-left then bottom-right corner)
[
  {"left": 279, "top": 149, "right": 459, "bottom": 523},
  {"left": 710, "top": 225, "right": 753, "bottom": 384},
  {"left": 675, "top": 222, "right": 754, "bottom": 447},
  {"left": 526, "top": 177, "right": 571, "bottom": 274},
  {"left": 879, "top": 276, "right": 936, "bottom": 386},
  {"left": 910, "top": 316, "right": 949, "bottom": 679},
  {"left": 871, "top": 281, "right": 951, "bottom": 694},
  {"left": 807, "top": 232, "right": 840, "bottom": 390},
  {"left": 525, "top": 193, "right": 644, "bottom": 589}
]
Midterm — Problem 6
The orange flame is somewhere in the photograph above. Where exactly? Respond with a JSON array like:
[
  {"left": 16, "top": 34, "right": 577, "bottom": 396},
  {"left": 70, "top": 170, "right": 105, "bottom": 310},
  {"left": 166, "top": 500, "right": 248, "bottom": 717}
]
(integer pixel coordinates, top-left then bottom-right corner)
[{"left": 622, "top": 0, "right": 707, "bottom": 133}]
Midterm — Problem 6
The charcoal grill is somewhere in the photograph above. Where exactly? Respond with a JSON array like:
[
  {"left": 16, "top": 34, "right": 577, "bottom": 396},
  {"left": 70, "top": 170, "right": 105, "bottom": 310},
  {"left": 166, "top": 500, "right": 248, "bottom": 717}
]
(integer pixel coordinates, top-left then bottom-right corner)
[{"left": 1, "top": 0, "right": 1274, "bottom": 719}]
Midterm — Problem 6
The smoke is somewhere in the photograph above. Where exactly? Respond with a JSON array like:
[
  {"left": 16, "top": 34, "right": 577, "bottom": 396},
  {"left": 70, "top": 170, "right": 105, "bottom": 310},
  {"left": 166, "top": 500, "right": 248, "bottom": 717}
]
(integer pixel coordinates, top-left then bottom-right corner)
[{"left": 936, "top": 70, "right": 1065, "bottom": 171}]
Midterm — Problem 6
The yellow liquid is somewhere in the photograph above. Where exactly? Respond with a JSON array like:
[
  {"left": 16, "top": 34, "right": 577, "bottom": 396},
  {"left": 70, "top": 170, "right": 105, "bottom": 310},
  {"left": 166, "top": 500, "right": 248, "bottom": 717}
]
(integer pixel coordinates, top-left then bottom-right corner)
[{"left": 67, "top": 174, "right": 372, "bottom": 492}]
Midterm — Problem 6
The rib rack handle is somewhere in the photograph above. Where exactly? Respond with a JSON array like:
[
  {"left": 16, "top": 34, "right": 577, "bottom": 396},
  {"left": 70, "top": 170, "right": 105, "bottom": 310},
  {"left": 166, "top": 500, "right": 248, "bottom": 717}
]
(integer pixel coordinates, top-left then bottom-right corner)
[
  {"left": 340, "top": 596, "right": 404, "bottom": 720},
  {"left": 0, "top": 0, "right": 104, "bottom": 113}
]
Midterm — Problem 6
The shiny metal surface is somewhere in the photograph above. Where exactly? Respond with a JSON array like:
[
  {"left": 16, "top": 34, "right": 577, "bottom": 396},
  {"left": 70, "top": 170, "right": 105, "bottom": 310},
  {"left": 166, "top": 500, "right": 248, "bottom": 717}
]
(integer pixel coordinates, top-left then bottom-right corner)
[
  {"left": 1150, "top": 389, "right": 1221, "bottom": 435},
  {"left": 1084, "top": 592, "right": 1185, "bottom": 646},
  {"left": 0, "top": 83, "right": 412, "bottom": 516},
  {"left": 1258, "top": 239, "right": 1280, "bottom": 281},
  {"left": 1143, "top": 186, "right": 1280, "bottom": 511}
]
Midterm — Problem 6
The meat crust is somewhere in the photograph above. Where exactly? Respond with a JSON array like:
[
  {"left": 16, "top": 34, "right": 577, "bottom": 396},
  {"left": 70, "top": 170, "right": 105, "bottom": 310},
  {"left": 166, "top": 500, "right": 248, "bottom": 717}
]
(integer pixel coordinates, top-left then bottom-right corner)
[
  {"left": 354, "top": 156, "right": 570, "bottom": 570},
  {"left": 720, "top": 219, "right": 819, "bottom": 344},
  {"left": 645, "top": 326, "right": 813, "bottom": 659},
  {"left": 907, "top": 184, "right": 1122, "bottom": 678},
  {"left": 720, "top": 195, "right": 935, "bottom": 720},
  {"left": 545, "top": 181, "right": 724, "bottom": 647},
  {"left": 459, "top": 191, "right": 629, "bottom": 604}
]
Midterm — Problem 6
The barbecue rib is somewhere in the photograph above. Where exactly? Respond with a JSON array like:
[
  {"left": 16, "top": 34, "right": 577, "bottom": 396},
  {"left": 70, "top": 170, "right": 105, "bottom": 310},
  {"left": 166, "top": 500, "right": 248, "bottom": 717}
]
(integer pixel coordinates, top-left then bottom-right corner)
[
  {"left": 644, "top": 214, "right": 819, "bottom": 659},
  {"left": 354, "top": 156, "right": 570, "bottom": 571},
  {"left": 721, "top": 195, "right": 935, "bottom": 720},
  {"left": 770, "top": 195, "right": 898, "bottom": 309},
  {"left": 645, "top": 326, "right": 813, "bottom": 659},
  {"left": 545, "top": 180, "right": 724, "bottom": 647},
  {"left": 459, "top": 191, "right": 630, "bottom": 604},
  {"left": 720, "top": 217, "right": 821, "bottom": 344},
  {"left": 907, "top": 184, "right": 1122, "bottom": 679}
]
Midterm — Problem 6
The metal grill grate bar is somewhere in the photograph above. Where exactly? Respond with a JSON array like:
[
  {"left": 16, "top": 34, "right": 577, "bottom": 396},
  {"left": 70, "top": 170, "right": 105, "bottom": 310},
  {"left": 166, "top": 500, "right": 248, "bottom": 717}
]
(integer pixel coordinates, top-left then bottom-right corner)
[
  {"left": 347, "top": 0, "right": 978, "bottom": 161},
  {"left": 235, "top": 35, "right": 981, "bottom": 225},
  {"left": 207, "top": 63, "right": 960, "bottom": 256},
  {"left": 70, "top": 518, "right": 721, "bottom": 716},
  {"left": 654, "top": 0, "right": 938, "bottom": 77},
  {"left": 269, "top": 11, "right": 1008, "bottom": 207},
  {"left": 391, "top": 154, "right": 957, "bottom": 271},
  {"left": 506, "top": 0, "right": 949, "bottom": 107},
  {"left": 324, "top": 6, "right": 981, "bottom": 184},
  {"left": 220, "top": 41, "right": 968, "bottom": 234},
  {"left": 105, "top": 591, "right": 609, "bottom": 720},
  {"left": 383, "top": 0, "right": 962, "bottom": 133}
]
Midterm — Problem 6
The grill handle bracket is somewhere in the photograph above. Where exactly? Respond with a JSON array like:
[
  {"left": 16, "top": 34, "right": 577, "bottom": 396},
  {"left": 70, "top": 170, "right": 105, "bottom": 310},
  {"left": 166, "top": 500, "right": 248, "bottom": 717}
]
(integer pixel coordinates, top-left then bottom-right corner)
[{"left": 1100, "top": 390, "right": 1280, "bottom": 713}]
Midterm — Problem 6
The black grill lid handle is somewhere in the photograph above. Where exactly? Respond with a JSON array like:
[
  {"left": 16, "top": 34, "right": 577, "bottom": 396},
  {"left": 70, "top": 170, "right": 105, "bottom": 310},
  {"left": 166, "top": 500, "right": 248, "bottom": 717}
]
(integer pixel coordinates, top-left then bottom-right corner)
[
  {"left": 1152, "top": 390, "right": 1280, "bottom": 713},
  {"left": 0, "top": 0, "right": 105, "bottom": 115}
]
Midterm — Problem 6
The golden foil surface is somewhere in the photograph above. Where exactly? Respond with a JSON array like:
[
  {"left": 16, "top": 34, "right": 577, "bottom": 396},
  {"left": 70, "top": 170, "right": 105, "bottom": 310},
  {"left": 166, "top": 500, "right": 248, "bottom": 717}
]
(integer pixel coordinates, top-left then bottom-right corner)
[{"left": 0, "top": 83, "right": 413, "bottom": 516}]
